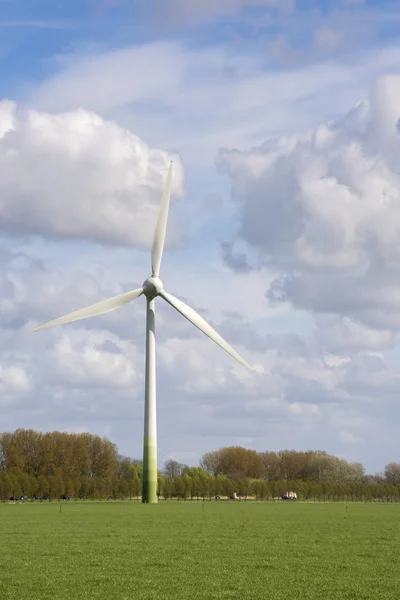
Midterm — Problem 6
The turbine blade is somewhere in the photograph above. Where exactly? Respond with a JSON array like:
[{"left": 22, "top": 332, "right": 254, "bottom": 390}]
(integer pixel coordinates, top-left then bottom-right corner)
[
  {"left": 151, "top": 161, "right": 173, "bottom": 278},
  {"left": 159, "top": 290, "right": 253, "bottom": 370},
  {"left": 34, "top": 287, "right": 143, "bottom": 331}
]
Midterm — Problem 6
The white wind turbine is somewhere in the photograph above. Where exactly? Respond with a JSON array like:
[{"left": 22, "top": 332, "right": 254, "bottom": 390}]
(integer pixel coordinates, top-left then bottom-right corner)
[{"left": 34, "top": 161, "right": 253, "bottom": 503}]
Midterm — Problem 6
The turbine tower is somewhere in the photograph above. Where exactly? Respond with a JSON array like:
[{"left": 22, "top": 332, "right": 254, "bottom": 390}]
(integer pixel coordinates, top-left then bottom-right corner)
[{"left": 34, "top": 161, "right": 253, "bottom": 503}]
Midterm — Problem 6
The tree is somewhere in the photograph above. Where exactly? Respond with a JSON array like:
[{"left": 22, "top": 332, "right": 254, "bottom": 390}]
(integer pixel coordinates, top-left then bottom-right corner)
[
  {"left": 238, "top": 478, "right": 251, "bottom": 500},
  {"left": 307, "top": 454, "right": 341, "bottom": 483},
  {"left": 163, "top": 459, "right": 187, "bottom": 478},
  {"left": 200, "top": 450, "right": 220, "bottom": 475},
  {"left": 133, "top": 474, "right": 142, "bottom": 500},
  {"left": 215, "top": 475, "right": 225, "bottom": 497},
  {"left": 3, "top": 428, "right": 399, "bottom": 505},
  {"left": 119, "top": 480, "right": 129, "bottom": 499},
  {"left": 200, "top": 447, "right": 264, "bottom": 479},
  {"left": 181, "top": 474, "right": 191, "bottom": 500},
  {"left": 161, "top": 477, "right": 174, "bottom": 499},
  {"left": 0, "top": 472, "right": 13, "bottom": 500},
  {"left": 17, "top": 473, "right": 30, "bottom": 497},
  {"left": 384, "top": 462, "right": 400, "bottom": 486},
  {"left": 9, "top": 475, "right": 22, "bottom": 498},
  {"left": 260, "top": 451, "right": 280, "bottom": 480},
  {"left": 36, "top": 474, "right": 49, "bottom": 496},
  {"left": 89, "top": 478, "right": 98, "bottom": 499},
  {"left": 82, "top": 434, "right": 118, "bottom": 480}
]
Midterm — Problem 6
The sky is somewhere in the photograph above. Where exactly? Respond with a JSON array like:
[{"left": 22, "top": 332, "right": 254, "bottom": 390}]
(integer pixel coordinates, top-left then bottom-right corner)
[{"left": 1, "top": 0, "right": 400, "bottom": 473}]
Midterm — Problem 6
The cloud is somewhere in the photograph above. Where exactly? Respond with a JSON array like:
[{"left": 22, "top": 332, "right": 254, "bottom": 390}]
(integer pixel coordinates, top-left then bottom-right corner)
[
  {"left": 2, "top": 239, "right": 400, "bottom": 471},
  {"left": 137, "top": 0, "right": 288, "bottom": 27},
  {"left": 218, "top": 74, "right": 400, "bottom": 328},
  {"left": 0, "top": 101, "right": 184, "bottom": 246},
  {"left": 27, "top": 41, "right": 400, "bottom": 167},
  {"left": 51, "top": 331, "right": 143, "bottom": 388},
  {"left": 315, "top": 316, "right": 395, "bottom": 354},
  {"left": 339, "top": 430, "right": 362, "bottom": 445},
  {"left": 0, "top": 100, "right": 14, "bottom": 137},
  {"left": 0, "top": 364, "right": 31, "bottom": 394},
  {"left": 314, "top": 26, "right": 343, "bottom": 51},
  {"left": 30, "top": 42, "right": 190, "bottom": 116}
]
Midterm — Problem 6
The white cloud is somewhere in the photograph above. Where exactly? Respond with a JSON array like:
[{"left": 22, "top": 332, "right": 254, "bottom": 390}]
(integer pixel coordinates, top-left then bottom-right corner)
[
  {"left": 140, "top": 0, "right": 288, "bottom": 26},
  {"left": 0, "top": 101, "right": 184, "bottom": 245},
  {"left": 1, "top": 242, "right": 400, "bottom": 471},
  {"left": 30, "top": 42, "right": 190, "bottom": 115},
  {"left": 315, "top": 316, "right": 395, "bottom": 354},
  {"left": 323, "top": 354, "right": 351, "bottom": 368},
  {"left": 0, "top": 364, "right": 31, "bottom": 393},
  {"left": 339, "top": 430, "right": 362, "bottom": 444},
  {"left": 218, "top": 75, "right": 400, "bottom": 328},
  {"left": 27, "top": 42, "right": 400, "bottom": 166},
  {"left": 0, "top": 100, "right": 15, "bottom": 137},
  {"left": 314, "top": 27, "right": 343, "bottom": 50},
  {"left": 53, "top": 332, "right": 142, "bottom": 388}
]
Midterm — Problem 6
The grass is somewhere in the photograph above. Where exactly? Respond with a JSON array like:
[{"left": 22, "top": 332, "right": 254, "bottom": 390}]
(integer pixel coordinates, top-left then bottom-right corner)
[{"left": 0, "top": 501, "right": 399, "bottom": 599}]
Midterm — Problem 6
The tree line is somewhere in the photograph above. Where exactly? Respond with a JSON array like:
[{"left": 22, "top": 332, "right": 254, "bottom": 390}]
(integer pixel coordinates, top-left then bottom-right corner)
[{"left": 1, "top": 429, "right": 399, "bottom": 501}]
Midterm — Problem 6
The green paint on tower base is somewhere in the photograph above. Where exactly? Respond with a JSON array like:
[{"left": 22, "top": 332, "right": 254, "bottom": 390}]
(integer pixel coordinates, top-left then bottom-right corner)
[{"left": 142, "top": 437, "right": 158, "bottom": 504}]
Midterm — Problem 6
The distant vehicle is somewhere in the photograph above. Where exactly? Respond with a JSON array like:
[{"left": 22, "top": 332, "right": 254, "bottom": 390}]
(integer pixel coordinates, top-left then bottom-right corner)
[{"left": 282, "top": 491, "right": 297, "bottom": 500}]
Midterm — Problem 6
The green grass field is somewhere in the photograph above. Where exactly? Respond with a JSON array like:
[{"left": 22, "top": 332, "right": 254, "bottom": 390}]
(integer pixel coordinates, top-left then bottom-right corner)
[{"left": 0, "top": 501, "right": 399, "bottom": 599}]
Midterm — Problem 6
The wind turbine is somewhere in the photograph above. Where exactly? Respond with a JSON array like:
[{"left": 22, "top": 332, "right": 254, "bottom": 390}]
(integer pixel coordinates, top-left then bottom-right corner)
[{"left": 34, "top": 161, "right": 253, "bottom": 503}]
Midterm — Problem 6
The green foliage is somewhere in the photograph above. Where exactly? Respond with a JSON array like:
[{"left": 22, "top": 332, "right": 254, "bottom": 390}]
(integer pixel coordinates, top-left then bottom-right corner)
[
  {"left": 201, "top": 447, "right": 367, "bottom": 483},
  {"left": 0, "top": 431, "right": 399, "bottom": 502},
  {"left": 0, "top": 502, "right": 400, "bottom": 599},
  {"left": 0, "top": 429, "right": 119, "bottom": 499}
]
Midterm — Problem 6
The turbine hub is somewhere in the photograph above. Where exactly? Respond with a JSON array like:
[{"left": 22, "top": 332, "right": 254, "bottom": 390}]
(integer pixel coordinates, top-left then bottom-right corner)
[{"left": 142, "top": 276, "right": 163, "bottom": 300}]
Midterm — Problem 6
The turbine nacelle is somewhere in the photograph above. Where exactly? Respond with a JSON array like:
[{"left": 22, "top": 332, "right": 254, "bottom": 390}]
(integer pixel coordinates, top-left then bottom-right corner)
[{"left": 142, "top": 276, "right": 163, "bottom": 300}]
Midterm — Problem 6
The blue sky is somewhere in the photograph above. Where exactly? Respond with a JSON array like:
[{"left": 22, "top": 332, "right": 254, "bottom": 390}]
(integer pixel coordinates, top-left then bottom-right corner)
[
  {"left": 2, "top": 0, "right": 399, "bottom": 87},
  {"left": 1, "top": 0, "right": 400, "bottom": 472}
]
